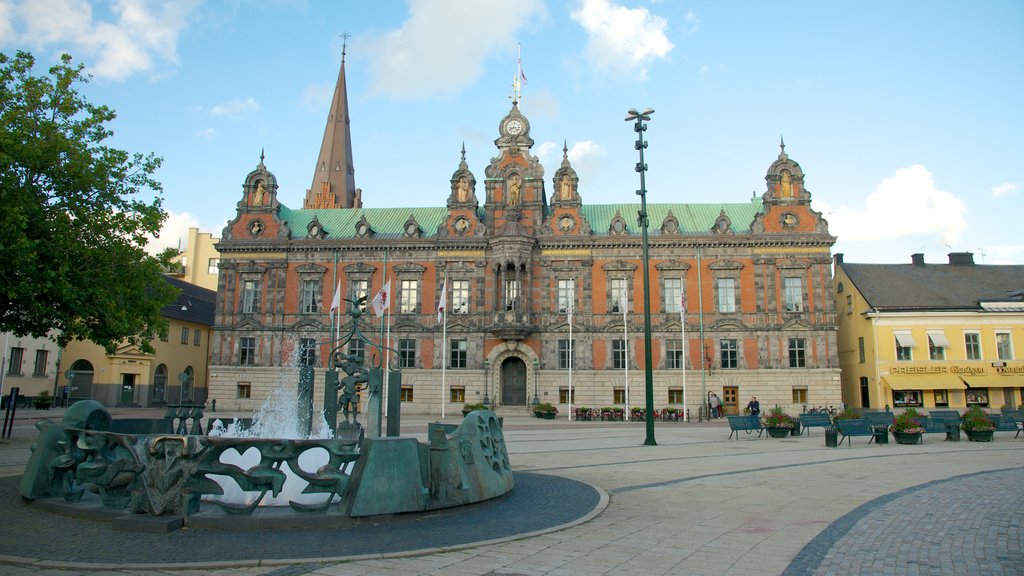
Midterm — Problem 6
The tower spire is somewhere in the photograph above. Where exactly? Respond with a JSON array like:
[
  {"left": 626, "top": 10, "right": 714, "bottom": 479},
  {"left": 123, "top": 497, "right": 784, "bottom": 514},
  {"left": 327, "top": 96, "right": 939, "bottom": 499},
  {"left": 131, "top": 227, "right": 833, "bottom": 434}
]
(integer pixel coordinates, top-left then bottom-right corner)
[{"left": 305, "top": 34, "right": 359, "bottom": 209}]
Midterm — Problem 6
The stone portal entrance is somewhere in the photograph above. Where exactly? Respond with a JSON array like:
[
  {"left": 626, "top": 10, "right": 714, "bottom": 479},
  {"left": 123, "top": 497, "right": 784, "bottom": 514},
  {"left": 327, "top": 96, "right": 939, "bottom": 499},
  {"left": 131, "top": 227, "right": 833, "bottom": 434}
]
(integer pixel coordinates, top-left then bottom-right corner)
[{"left": 500, "top": 357, "right": 527, "bottom": 406}]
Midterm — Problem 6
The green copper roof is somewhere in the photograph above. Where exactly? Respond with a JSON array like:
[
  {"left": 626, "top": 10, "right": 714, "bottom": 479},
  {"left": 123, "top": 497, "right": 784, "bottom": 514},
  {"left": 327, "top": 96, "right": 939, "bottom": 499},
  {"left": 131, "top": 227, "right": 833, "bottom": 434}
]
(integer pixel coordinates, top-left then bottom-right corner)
[{"left": 277, "top": 197, "right": 762, "bottom": 239}]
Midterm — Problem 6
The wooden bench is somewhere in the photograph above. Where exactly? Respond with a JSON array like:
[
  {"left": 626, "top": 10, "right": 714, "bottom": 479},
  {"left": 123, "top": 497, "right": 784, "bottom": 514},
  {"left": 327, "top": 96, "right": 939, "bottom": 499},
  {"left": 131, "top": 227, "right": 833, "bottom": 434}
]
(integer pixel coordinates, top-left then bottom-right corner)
[
  {"left": 1001, "top": 410, "right": 1024, "bottom": 438},
  {"left": 864, "top": 411, "right": 894, "bottom": 429},
  {"left": 836, "top": 418, "right": 875, "bottom": 446},
  {"left": 727, "top": 415, "right": 764, "bottom": 439},
  {"left": 928, "top": 410, "right": 962, "bottom": 426},
  {"left": 799, "top": 412, "right": 832, "bottom": 436},
  {"left": 988, "top": 412, "right": 1019, "bottom": 433}
]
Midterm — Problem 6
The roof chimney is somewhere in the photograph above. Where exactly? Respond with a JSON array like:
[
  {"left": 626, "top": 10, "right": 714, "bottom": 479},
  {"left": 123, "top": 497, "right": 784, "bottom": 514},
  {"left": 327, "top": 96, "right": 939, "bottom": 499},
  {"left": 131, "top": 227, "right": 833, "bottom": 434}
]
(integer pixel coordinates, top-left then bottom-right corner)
[
  {"left": 948, "top": 252, "right": 975, "bottom": 266},
  {"left": 834, "top": 253, "right": 844, "bottom": 265},
  {"left": 911, "top": 253, "right": 925, "bottom": 265}
]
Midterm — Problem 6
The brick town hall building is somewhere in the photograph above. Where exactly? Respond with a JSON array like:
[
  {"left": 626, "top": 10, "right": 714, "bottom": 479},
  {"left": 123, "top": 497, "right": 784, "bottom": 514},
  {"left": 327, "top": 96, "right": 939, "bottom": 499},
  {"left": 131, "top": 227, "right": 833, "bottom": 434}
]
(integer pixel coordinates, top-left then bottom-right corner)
[{"left": 208, "top": 55, "right": 841, "bottom": 417}]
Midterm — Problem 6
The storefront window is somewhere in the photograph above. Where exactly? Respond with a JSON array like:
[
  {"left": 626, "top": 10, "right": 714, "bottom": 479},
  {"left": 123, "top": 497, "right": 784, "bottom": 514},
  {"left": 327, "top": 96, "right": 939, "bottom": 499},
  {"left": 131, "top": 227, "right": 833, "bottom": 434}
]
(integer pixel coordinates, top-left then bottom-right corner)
[
  {"left": 966, "top": 388, "right": 989, "bottom": 407},
  {"left": 893, "top": 390, "right": 922, "bottom": 407},
  {"left": 933, "top": 390, "right": 949, "bottom": 407}
]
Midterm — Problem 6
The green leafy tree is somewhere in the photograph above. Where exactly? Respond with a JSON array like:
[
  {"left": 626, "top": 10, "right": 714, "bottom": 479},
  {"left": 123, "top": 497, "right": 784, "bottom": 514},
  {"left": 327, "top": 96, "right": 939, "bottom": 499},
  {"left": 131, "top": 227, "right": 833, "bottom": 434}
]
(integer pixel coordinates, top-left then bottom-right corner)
[{"left": 0, "top": 51, "right": 176, "bottom": 353}]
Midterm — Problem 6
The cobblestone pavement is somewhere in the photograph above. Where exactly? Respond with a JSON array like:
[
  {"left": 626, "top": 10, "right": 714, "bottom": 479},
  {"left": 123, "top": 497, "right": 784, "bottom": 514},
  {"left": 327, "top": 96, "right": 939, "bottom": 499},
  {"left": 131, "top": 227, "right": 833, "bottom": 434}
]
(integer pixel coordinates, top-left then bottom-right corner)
[{"left": 0, "top": 407, "right": 1021, "bottom": 575}]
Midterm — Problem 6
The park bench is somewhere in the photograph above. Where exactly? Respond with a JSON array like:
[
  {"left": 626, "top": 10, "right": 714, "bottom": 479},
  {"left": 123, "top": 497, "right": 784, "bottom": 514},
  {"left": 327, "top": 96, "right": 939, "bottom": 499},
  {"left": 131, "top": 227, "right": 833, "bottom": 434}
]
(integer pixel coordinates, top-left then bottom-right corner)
[
  {"left": 864, "top": 411, "right": 894, "bottom": 430},
  {"left": 987, "top": 412, "right": 1019, "bottom": 433},
  {"left": 727, "top": 414, "right": 764, "bottom": 439},
  {"left": 836, "top": 418, "right": 875, "bottom": 446},
  {"left": 798, "top": 412, "right": 832, "bottom": 435},
  {"left": 920, "top": 417, "right": 948, "bottom": 439},
  {"left": 1001, "top": 410, "right": 1024, "bottom": 438}
]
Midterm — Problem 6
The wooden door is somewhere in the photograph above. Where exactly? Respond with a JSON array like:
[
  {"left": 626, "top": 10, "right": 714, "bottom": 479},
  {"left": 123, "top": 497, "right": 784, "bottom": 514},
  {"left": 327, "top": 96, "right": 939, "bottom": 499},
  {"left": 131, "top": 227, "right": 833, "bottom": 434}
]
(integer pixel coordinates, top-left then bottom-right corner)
[
  {"left": 500, "top": 357, "right": 527, "bottom": 406},
  {"left": 722, "top": 386, "right": 739, "bottom": 416}
]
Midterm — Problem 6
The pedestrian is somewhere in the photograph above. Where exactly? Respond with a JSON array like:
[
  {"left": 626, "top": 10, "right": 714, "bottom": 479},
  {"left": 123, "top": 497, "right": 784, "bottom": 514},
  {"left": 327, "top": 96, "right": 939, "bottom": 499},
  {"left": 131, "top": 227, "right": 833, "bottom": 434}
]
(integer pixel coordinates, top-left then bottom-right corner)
[
  {"left": 710, "top": 393, "right": 721, "bottom": 419},
  {"left": 746, "top": 396, "right": 760, "bottom": 416}
]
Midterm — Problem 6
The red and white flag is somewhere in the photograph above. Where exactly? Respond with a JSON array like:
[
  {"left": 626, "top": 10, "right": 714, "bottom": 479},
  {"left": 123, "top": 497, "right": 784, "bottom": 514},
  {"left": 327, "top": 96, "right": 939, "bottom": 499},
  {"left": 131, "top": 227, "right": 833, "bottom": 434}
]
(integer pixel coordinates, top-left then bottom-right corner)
[
  {"left": 437, "top": 279, "right": 447, "bottom": 323},
  {"left": 371, "top": 278, "right": 391, "bottom": 318},
  {"left": 329, "top": 280, "right": 341, "bottom": 313}
]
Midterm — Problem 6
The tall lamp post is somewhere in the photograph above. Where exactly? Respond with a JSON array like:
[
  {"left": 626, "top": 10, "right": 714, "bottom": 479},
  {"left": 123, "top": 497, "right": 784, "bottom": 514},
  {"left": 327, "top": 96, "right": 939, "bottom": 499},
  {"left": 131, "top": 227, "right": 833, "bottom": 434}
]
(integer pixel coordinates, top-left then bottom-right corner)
[{"left": 626, "top": 107, "right": 657, "bottom": 446}]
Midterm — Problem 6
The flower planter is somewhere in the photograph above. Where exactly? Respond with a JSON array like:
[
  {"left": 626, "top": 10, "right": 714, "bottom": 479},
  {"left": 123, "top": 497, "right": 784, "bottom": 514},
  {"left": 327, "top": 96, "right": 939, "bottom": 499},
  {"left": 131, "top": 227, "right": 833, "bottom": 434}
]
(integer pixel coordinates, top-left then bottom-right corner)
[
  {"left": 892, "top": 431, "right": 922, "bottom": 445},
  {"left": 964, "top": 429, "right": 994, "bottom": 442},
  {"left": 536, "top": 412, "right": 556, "bottom": 420},
  {"left": 766, "top": 427, "right": 791, "bottom": 438}
]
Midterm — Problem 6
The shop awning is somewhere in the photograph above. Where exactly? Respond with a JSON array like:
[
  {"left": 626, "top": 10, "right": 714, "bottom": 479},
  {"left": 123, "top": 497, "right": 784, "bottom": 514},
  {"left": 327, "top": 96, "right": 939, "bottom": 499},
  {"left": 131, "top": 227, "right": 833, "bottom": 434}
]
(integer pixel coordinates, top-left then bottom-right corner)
[
  {"left": 959, "top": 374, "right": 1024, "bottom": 389},
  {"left": 927, "top": 332, "right": 951, "bottom": 348},
  {"left": 881, "top": 374, "right": 966, "bottom": 390}
]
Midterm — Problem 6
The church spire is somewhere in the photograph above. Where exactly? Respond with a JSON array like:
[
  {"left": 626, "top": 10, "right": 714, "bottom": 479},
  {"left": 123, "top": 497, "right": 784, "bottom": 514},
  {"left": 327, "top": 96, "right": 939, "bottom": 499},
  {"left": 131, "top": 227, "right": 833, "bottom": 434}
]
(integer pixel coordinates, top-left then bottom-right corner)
[{"left": 305, "top": 33, "right": 360, "bottom": 209}]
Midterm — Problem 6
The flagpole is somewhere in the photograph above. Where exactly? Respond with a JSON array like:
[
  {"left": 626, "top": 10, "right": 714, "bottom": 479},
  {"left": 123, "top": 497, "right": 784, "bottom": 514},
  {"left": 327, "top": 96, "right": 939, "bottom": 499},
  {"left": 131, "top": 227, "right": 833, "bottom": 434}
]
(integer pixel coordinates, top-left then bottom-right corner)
[
  {"left": 439, "top": 276, "right": 448, "bottom": 420},
  {"left": 623, "top": 288, "right": 629, "bottom": 422},
  {"left": 568, "top": 285, "right": 574, "bottom": 421},
  {"left": 380, "top": 250, "right": 389, "bottom": 422}
]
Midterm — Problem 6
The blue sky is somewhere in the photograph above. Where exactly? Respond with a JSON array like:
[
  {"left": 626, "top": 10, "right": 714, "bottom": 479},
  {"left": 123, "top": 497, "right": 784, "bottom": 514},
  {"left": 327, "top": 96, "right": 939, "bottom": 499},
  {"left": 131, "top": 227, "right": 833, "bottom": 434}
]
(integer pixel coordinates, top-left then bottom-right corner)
[{"left": 3, "top": 0, "right": 1023, "bottom": 265}]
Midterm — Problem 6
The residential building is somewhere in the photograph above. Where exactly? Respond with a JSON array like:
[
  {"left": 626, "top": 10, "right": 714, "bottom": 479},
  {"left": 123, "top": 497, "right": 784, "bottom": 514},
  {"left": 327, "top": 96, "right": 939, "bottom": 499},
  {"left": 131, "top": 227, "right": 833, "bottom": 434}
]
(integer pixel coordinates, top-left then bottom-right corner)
[
  {"left": 1, "top": 331, "right": 62, "bottom": 405},
  {"left": 834, "top": 252, "right": 1024, "bottom": 411},
  {"left": 170, "top": 227, "right": 221, "bottom": 292}
]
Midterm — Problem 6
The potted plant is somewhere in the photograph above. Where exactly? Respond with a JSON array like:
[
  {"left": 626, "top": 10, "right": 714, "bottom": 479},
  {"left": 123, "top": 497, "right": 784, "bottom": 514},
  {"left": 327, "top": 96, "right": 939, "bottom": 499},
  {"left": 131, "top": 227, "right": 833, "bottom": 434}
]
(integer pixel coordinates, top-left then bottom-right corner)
[
  {"left": 461, "top": 403, "right": 488, "bottom": 417},
  {"left": 32, "top": 390, "right": 53, "bottom": 410},
  {"left": 889, "top": 408, "right": 925, "bottom": 444},
  {"left": 533, "top": 402, "right": 558, "bottom": 419},
  {"left": 763, "top": 406, "right": 795, "bottom": 438},
  {"left": 960, "top": 406, "right": 996, "bottom": 442}
]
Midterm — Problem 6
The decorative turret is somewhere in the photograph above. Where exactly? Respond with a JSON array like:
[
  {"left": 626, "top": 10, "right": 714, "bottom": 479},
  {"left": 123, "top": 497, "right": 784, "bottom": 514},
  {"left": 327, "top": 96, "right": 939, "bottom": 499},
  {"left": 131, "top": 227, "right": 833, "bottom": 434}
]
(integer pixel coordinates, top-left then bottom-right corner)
[{"left": 305, "top": 37, "right": 360, "bottom": 209}]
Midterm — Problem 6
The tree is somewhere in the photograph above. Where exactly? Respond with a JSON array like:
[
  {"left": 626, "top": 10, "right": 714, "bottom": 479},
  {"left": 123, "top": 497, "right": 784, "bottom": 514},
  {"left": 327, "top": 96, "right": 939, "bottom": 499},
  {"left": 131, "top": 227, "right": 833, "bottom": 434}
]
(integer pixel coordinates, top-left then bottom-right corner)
[{"left": 0, "top": 51, "right": 176, "bottom": 353}]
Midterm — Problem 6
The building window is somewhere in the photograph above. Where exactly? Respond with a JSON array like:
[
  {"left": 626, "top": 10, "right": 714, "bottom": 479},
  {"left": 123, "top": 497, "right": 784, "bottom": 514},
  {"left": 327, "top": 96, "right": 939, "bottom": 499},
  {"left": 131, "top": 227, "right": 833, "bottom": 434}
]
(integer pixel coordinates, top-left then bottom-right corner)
[
  {"left": 609, "top": 278, "right": 627, "bottom": 313},
  {"left": 239, "top": 337, "right": 256, "bottom": 365},
  {"left": 450, "top": 339, "right": 467, "bottom": 369},
  {"left": 717, "top": 278, "right": 736, "bottom": 313},
  {"left": 451, "top": 280, "right": 470, "bottom": 314},
  {"left": 558, "top": 339, "right": 576, "bottom": 369},
  {"left": 792, "top": 387, "right": 808, "bottom": 404},
  {"left": 557, "top": 279, "right": 574, "bottom": 314},
  {"left": 181, "top": 327, "right": 189, "bottom": 344},
  {"left": 299, "top": 338, "right": 316, "bottom": 367},
  {"left": 934, "top": 389, "right": 949, "bottom": 407},
  {"left": 242, "top": 280, "right": 260, "bottom": 313},
  {"left": 858, "top": 337, "right": 865, "bottom": 364},
  {"left": 398, "top": 339, "right": 416, "bottom": 368},
  {"left": 559, "top": 388, "right": 570, "bottom": 404},
  {"left": 964, "top": 332, "right": 982, "bottom": 360},
  {"left": 8, "top": 347, "right": 23, "bottom": 375},
  {"left": 612, "top": 339, "right": 627, "bottom": 369},
  {"left": 996, "top": 332, "right": 1013, "bottom": 360},
  {"left": 783, "top": 277, "right": 802, "bottom": 312},
  {"left": 927, "top": 332, "right": 947, "bottom": 360},
  {"left": 664, "top": 278, "right": 682, "bottom": 313},
  {"left": 893, "top": 390, "right": 922, "bottom": 408},
  {"left": 613, "top": 387, "right": 625, "bottom": 404},
  {"left": 399, "top": 279, "right": 418, "bottom": 314},
  {"left": 400, "top": 387, "right": 414, "bottom": 402},
  {"left": 666, "top": 339, "right": 684, "bottom": 369},
  {"left": 350, "top": 279, "right": 369, "bottom": 312},
  {"left": 208, "top": 258, "right": 219, "bottom": 274},
  {"left": 505, "top": 279, "right": 521, "bottom": 310},
  {"left": 450, "top": 386, "right": 465, "bottom": 403},
  {"left": 33, "top": 350, "right": 48, "bottom": 376},
  {"left": 237, "top": 382, "right": 251, "bottom": 398},
  {"left": 788, "top": 338, "right": 806, "bottom": 368},
  {"left": 160, "top": 331, "right": 168, "bottom": 342},
  {"left": 720, "top": 339, "right": 738, "bottom": 369},
  {"left": 301, "top": 279, "right": 320, "bottom": 314},
  {"left": 966, "top": 388, "right": 989, "bottom": 407},
  {"left": 895, "top": 332, "right": 914, "bottom": 361},
  {"left": 348, "top": 339, "right": 364, "bottom": 361},
  {"left": 668, "top": 388, "right": 683, "bottom": 404},
  {"left": 859, "top": 376, "right": 870, "bottom": 407},
  {"left": 194, "top": 329, "right": 201, "bottom": 346}
]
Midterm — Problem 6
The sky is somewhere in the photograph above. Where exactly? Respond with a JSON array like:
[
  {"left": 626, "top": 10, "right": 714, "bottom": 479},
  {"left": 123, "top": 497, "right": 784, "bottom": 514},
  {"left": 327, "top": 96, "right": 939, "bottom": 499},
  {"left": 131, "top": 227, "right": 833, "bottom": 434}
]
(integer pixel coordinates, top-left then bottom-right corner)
[{"left": 3, "top": 0, "right": 1023, "bottom": 265}]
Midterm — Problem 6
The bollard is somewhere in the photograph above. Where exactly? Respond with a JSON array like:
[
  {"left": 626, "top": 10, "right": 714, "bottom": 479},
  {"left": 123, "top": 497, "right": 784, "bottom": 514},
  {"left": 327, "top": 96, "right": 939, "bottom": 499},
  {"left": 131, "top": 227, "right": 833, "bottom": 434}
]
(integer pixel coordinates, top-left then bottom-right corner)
[{"left": 825, "top": 426, "right": 839, "bottom": 448}]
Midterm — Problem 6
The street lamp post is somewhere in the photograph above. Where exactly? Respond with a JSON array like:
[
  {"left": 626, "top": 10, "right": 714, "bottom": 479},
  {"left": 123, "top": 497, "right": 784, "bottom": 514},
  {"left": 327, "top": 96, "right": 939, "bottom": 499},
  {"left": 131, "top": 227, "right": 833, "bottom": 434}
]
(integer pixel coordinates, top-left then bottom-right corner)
[{"left": 626, "top": 107, "right": 657, "bottom": 447}]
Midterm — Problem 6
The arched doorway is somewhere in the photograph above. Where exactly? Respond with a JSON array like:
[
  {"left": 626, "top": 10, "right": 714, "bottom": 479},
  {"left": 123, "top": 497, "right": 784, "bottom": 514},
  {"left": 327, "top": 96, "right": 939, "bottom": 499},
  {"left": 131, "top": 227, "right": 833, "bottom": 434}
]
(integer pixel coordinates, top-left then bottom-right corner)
[
  {"left": 152, "top": 364, "right": 168, "bottom": 406},
  {"left": 67, "top": 360, "right": 94, "bottom": 404},
  {"left": 500, "top": 357, "right": 527, "bottom": 406}
]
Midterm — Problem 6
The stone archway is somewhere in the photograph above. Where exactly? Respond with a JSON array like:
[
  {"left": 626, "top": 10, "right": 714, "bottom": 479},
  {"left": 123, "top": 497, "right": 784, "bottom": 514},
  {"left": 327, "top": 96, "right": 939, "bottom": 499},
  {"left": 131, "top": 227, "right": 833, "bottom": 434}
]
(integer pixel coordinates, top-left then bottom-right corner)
[{"left": 500, "top": 356, "right": 527, "bottom": 406}]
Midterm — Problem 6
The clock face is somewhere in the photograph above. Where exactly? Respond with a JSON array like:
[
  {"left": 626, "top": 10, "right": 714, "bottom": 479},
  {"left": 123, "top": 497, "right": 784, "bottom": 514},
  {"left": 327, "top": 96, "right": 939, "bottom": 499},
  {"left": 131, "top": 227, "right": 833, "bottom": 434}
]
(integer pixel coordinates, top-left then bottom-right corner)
[{"left": 505, "top": 119, "right": 524, "bottom": 135}]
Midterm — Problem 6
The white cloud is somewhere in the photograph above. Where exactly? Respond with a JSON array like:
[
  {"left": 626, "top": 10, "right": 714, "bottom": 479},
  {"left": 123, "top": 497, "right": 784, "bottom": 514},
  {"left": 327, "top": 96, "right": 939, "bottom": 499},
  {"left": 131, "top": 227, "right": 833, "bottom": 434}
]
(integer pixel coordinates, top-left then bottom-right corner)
[
  {"left": 210, "top": 97, "right": 260, "bottom": 118},
  {"left": 570, "top": 0, "right": 674, "bottom": 81},
  {"left": 144, "top": 209, "right": 200, "bottom": 256},
  {"left": 195, "top": 127, "right": 217, "bottom": 138},
  {"left": 1, "top": 0, "right": 198, "bottom": 81},
  {"left": 684, "top": 9, "right": 700, "bottom": 34},
  {"left": 566, "top": 140, "right": 606, "bottom": 189},
  {"left": 992, "top": 182, "right": 1019, "bottom": 197},
  {"left": 364, "top": 0, "right": 547, "bottom": 100},
  {"left": 301, "top": 82, "right": 332, "bottom": 112},
  {"left": 823, "top": 165, "right": 966, "bottom": 248}
]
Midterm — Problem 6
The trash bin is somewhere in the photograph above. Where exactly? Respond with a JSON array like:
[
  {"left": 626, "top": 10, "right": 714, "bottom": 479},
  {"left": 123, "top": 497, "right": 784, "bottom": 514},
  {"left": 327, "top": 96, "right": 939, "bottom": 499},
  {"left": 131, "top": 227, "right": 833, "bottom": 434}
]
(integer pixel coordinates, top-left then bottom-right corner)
[
  {"left": 825, "top": 426, "right": 839, "bottom": 447},
  {"left": 944, "top": 423, "right": 960, "bottom": 442},
  {"left": 790, "top": 418, "right": 802, "bottom": 436},
  {"left": 873, "top": 426, "right": 888, "bottom": 445}
]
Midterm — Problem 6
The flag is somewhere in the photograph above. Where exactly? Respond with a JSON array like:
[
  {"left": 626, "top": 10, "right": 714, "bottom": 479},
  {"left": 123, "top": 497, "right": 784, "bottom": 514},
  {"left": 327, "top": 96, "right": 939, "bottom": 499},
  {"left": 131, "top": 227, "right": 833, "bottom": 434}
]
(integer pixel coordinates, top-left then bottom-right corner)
[
  {"left": 520, "top": 68, "right": 528, "bottom": 88},
  {"left": 620, "top": 289, "right": 628, "bottom": 320},
  {"left": 329, "top": 280, "right": 341, "bottom": 313},
  {"left": 437, "top": 279, "right": 447, "bottom": 323},
  {"left": 371, "top": 278, "right": 391, "bottom": 318},
  {"left": 681, "top": 291, "right": 686, "bottom": 314},
  {"left": 567, "top": 293, "right": 574, "bottom": 325}
]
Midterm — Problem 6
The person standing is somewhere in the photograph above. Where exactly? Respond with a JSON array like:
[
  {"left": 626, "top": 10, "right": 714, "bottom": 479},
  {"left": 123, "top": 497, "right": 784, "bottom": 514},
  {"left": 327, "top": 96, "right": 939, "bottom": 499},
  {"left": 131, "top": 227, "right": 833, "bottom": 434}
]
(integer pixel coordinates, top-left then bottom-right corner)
[{"left": 710, "top": 393, "right": 721, "bottom": 419}]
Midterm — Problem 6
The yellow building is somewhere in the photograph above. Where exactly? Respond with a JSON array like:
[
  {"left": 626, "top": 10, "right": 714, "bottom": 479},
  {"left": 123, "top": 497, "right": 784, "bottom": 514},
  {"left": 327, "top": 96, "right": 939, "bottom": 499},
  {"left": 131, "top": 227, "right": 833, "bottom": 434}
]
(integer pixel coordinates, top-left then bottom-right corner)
[
  {"left": 56, "top": 276, "right": 216, "bottom": 407},
  {"left": 835, "top": 252, "right": 1024, "bottom": 411},
  {"left": 1, "top": 331, "right": 62, "bottom": 404},
  {"left": 170, "top": 227, "right": 220, "bottom": 292}
]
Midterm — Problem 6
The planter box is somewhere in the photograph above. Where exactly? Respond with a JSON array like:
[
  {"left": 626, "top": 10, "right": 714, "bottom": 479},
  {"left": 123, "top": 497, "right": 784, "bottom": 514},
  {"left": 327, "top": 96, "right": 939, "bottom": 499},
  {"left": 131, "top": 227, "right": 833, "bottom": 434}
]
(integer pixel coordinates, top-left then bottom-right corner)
[
  {"left": 535, "top": 412, "right": 556, "bottom": 420},
  {"left": 964, "top": 429, "right": 994, "bottom": 442},
  {"left": 766, "top": 427, "right": 791, "bottom": 438},
  {"left": 892, "top": 431, "right": 923, "bottom": 445}
]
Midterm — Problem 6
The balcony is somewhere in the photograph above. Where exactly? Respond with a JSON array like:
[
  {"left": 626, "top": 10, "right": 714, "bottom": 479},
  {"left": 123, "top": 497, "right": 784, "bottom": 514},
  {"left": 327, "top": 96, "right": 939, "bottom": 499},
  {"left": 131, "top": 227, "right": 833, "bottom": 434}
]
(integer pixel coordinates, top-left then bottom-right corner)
[{"left": 489, "top": 310, "right": 535, "bottom": 340}]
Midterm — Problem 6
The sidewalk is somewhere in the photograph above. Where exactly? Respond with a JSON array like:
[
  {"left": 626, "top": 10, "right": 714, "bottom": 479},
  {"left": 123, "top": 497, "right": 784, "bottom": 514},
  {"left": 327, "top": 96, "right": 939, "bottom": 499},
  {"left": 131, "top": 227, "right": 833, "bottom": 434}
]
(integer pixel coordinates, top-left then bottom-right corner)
[{"left": 1, "top": 407, "right": 1021, "bottom": 575}]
